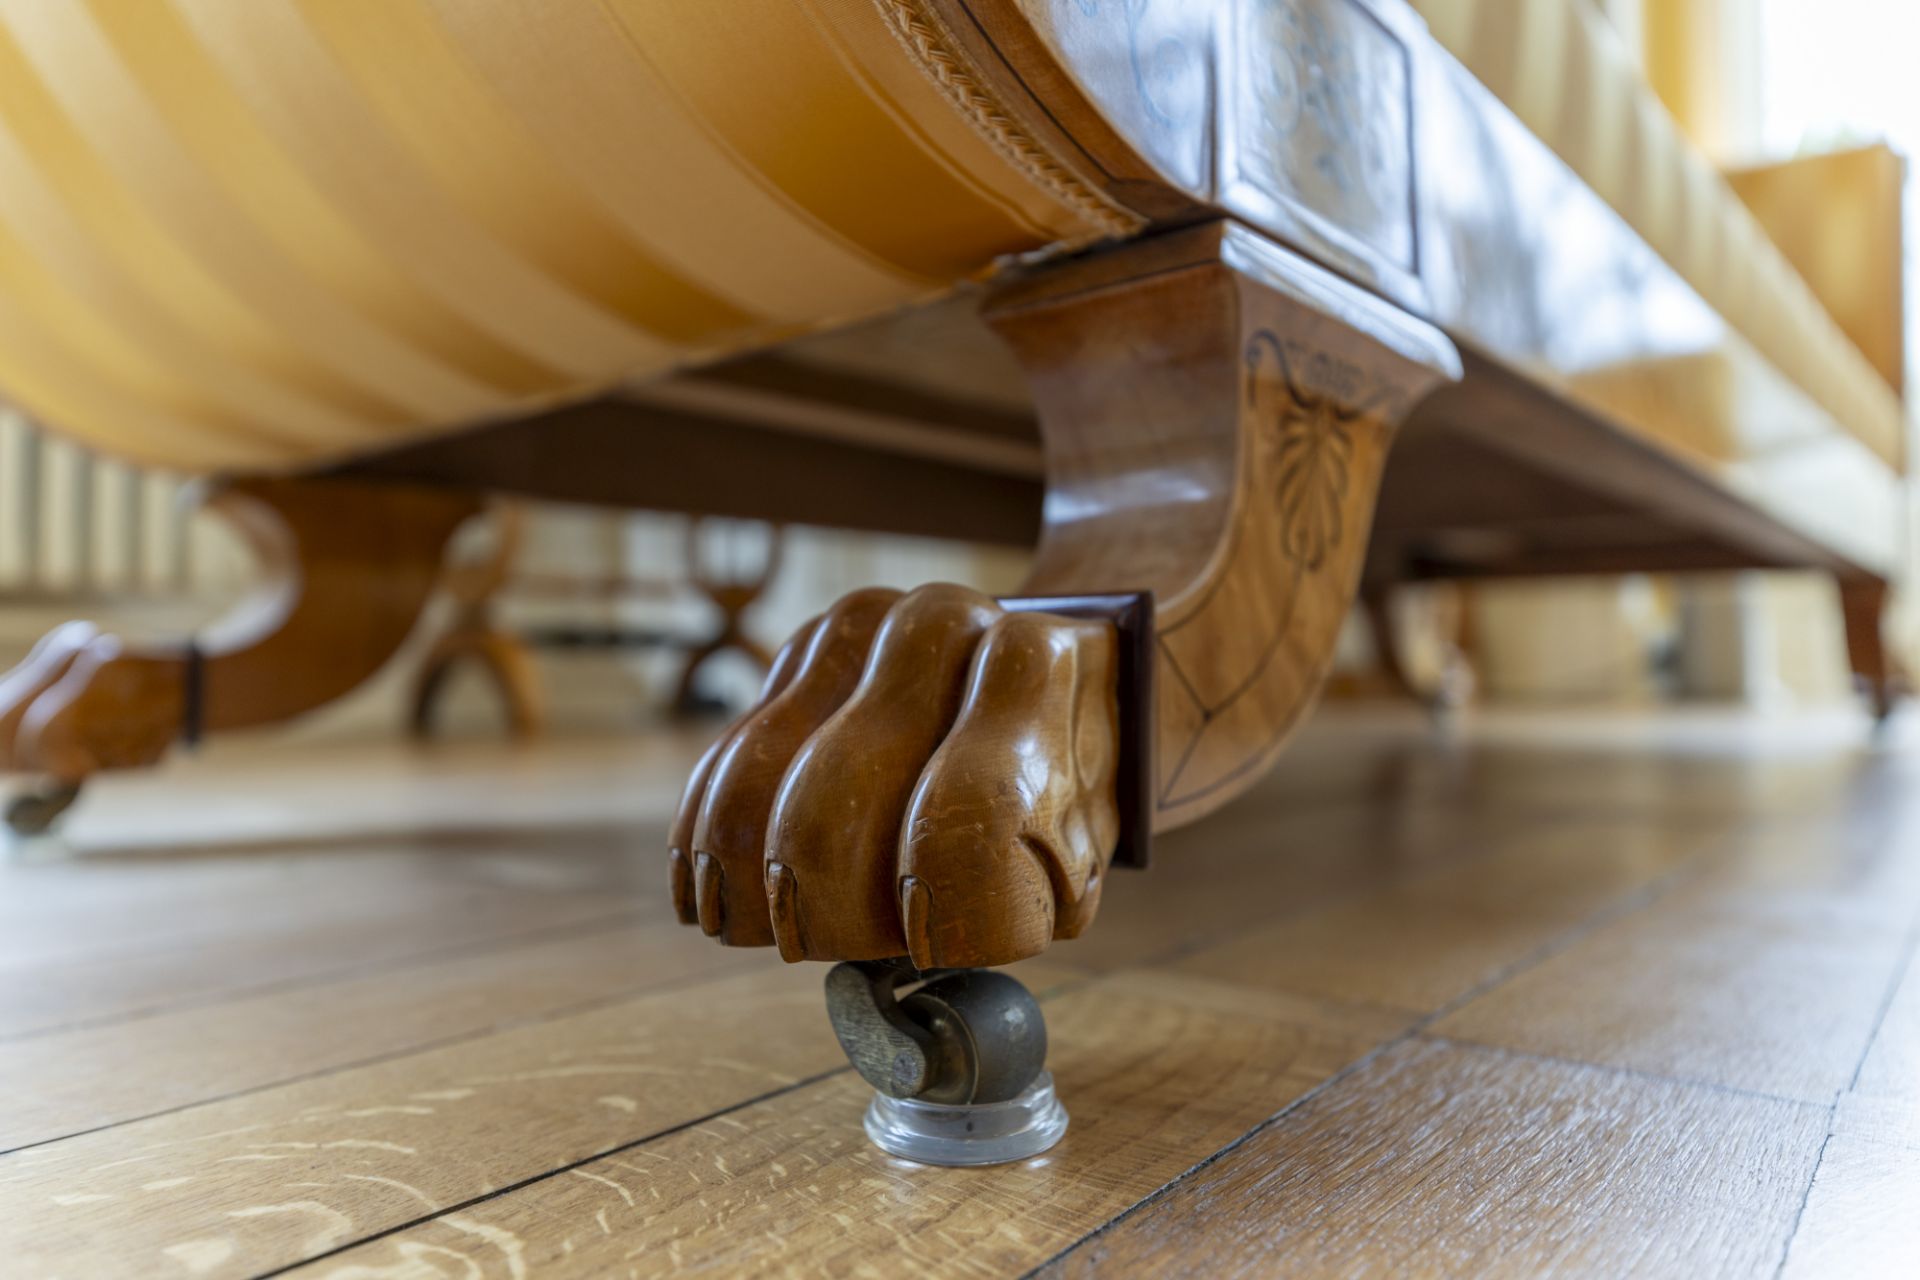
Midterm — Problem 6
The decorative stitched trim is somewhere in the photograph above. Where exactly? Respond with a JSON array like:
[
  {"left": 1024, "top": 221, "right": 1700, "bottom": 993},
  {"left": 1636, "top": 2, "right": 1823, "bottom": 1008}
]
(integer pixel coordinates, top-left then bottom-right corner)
[{"left": 874, "top": 0, "right": 1145, "bottom": 239}]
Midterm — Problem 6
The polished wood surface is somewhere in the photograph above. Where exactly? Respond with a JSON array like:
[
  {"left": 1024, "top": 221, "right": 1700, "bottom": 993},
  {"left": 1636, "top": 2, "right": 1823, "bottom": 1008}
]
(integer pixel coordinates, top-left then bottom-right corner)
[
  {"left": 958, "top": 0, "right": 1905, "bottom": 492},
  {"left": 339, "top": 385, "right": 1045, "bottom": 548},
  {"left": 8, "top": 709, "right": 1919, "bottom": 1276},
  {"left": 990, "top": 221, "right": 1457, "bottom": 831},
  {"left": 339, "top": 264, "right": 1898, "bottom": 593},
  {"left": 1048, "top": 1037, "right": 1827, "bottom": 1278},
  {"left": 0, "top": 477, "right": 476, "bottom": 783},
  {"left": 671, "top": 584, "right": 1120, "bottom": 968}
]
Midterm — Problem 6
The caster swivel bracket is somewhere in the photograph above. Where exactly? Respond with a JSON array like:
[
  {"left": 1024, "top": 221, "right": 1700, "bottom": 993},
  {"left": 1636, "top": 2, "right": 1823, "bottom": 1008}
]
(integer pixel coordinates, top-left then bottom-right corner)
[{"left": 823, "top": 960, "right": 1067, "bottom": 1165}]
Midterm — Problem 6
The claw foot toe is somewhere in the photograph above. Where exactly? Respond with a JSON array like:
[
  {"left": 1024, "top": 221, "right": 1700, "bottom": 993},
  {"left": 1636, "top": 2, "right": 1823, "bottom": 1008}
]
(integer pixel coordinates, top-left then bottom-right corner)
[
  {"left": 669, "top": 584, "right": 1121, "bottom": 968},
  {"left": 0, "top": 626, "right": 184, "bottom": 780}
]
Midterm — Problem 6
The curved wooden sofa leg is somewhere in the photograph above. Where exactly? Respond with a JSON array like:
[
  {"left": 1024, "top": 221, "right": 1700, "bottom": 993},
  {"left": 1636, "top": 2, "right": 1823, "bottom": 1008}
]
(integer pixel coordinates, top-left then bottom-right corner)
[
  {"left": 1838, "top": 573, "right": 1904, "bottom": 726},
  {"left": 998, "top": 223, "right": 1462, "bottom": 833},
  {"left": 666, "top": 222, "right": 1459, "bottom": 967},
  {"left": 0, "top": 476, "right": 480, "bottom": 787}
]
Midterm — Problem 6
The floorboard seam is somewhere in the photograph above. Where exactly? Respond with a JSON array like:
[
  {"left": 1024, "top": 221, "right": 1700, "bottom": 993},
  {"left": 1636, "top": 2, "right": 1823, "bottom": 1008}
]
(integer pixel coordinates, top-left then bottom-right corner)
[
  {"left": 12, "top": 764, "right": 1824, "bottom": 1269},
  {"left": 1105, "top": 802, "right": 1673, "bottom": 974},
  {"left": 0, "top": 959, "right": 768, "bottom": 1158},
  {"left": 227, "top": 972, "right": 1130, "bottom": 1274},
  {"left": 1415, "top": 1033, "right": 1827, "bottom": 1110},
  {"left": 1013, "top": 815, "right": 1753, "bottom": 1279},
  {"left": 0, "top": 907, "right": 656, "bottom": 1044},
  {"left": 1770, "top": 900, "right": 1920, "bottom": 1280},
  {"left": 0, "top": 820, "right": 651, "bottom": 970},
  {"left": 245, "top": 1064, "right": 854, "bottom": 1280}
]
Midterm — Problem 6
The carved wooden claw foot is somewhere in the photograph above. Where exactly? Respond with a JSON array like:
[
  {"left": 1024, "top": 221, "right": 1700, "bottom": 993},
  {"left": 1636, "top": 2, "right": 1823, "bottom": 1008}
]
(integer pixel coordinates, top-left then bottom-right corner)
[
  {"left": 668, "top": 583, "right": 1126, "bottom": 970},
  {"left": 0, "top": 623, "right": 187, "bottom": 835},
  {"left": 0, "top": 623, "right": 185, "bottom": 784}
]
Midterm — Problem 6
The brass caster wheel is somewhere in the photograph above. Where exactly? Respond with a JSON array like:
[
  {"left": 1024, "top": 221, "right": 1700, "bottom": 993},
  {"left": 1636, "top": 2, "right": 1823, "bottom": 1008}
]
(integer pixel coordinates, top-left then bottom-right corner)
[{"left": 825, "top": 959, "right": 1066, "bottom": 1166}]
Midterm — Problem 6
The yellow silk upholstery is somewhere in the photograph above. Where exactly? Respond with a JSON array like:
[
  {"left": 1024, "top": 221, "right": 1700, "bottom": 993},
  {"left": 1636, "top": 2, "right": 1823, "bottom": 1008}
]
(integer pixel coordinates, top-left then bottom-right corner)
[
  {"left": 8, "top": 0, "right": 1903, "bottom": 481},
  {"left": 0, "top": 0, "right": 1131, "bottom": 471},
  {"left": 1411, "top": 0, "right": 1908, "bottom": 472}
]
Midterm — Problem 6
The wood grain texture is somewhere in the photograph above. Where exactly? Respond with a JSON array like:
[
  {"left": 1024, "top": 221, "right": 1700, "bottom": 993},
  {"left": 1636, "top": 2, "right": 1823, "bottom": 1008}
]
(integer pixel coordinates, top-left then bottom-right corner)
[
  {"left": 1041, "top": 1037, "right": 1829, "bottom": 1279},
  {"left": 1, "top": 912, "right": 758, "bottom": 1151},
  {"left": 0, "top": 967, "right": 842, "bottom": 1280},
  {"left": 1781, "top": 940, "right": 1920, "bottom": 1277},
  {"left": 14, "top": 713, "right": 1920, "bottom": 1278},
  {"left": 673, "top": 219, "right": 1463, "bottom": 973},
  {"left": 0, "top": 829, "right": 658, "bottom": 1038},
  {"left": 1063, "top": 795, "right": 1526, "bottom": 975},
  {"left": 966, "top": 0, "right": 1904, "bottom": 552},
  {"left": 302, "top": 0, "right": 1906, "bottom": 627},
  {"left": 682, "top": 588, "right": 901, "bottom": 949},
  {"left": 1173, "top": 812, "right": 1725, "bottom": 1013},
  {"left": 990, "top": 220, "right": 1459, "bottom": 833},
  {"left": 674, "top": 584, "right": 1121, "bottom": 968},
  {"left": 284, "top": 972, "right": 1407, "bottom": 1279},
  {"left": 1434, "top": 810, "right": 1920, "bottom": 1102}
]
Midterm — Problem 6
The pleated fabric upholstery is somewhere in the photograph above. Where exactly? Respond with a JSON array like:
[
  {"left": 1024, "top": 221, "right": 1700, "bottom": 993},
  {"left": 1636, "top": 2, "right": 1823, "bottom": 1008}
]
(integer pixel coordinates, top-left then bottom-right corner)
[
  {"left": 1411, "top": 0, "right": 1908, "bottom": 472},
  {"left": 0, "top": 0, "right": 1137, "bottom": 472}
]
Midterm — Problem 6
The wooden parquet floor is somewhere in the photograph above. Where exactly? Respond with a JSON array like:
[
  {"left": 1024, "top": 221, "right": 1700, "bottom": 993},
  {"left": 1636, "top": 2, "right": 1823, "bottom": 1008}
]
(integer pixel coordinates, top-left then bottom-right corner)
[{"left": 3, "top": 709, "right": 1917, "bottom": 1278}]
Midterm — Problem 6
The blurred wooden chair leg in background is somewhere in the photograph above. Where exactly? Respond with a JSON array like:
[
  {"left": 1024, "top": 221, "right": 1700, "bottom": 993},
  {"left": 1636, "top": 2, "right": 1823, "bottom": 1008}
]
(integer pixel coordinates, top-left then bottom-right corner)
[
  {"left": 409, "top": 502, "right": 544, "bottom": 741},
  {"left": 410, "top": 512, "right": 786, "bottom": 734},
  {"left": 1837, "top": 572, "right": 1906, "bottom": 725},
  {"left": 1353, "top": 582, "right": 1477, "bottom": 715},
  {"left": 669, "top": 519, "right": 783, "bottom": 718}
]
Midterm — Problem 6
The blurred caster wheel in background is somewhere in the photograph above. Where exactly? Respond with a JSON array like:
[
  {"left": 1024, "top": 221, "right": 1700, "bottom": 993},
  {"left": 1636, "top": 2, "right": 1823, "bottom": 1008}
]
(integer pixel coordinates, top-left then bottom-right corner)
[{"left": 5, "top": 779, "right": 81, "bottom": 836}]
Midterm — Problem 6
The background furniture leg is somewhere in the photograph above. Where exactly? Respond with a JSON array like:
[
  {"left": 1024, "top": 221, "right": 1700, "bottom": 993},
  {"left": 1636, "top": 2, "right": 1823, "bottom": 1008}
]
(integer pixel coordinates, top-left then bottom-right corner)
[
  {"left": 671, "top": 520, "right": 784, "bottom": 717},
  {"left": 1838, "top": 573, "right": 1904, "bottom": 724},
  {"left": 410, "top": 503, "right": 544, "bottom": 740},
  {"left": 0, "top": 477, "right": 479, "bottom": 791},
  {"left": 1361, "top": 584, "right": 1475, "bottom": 715}
]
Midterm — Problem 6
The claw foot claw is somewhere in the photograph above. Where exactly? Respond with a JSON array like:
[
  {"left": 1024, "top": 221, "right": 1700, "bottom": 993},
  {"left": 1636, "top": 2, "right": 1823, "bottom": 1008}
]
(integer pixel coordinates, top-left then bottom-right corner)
[
  {"left": 669, "top": 584, "right": 1121, "bottom": 969},
  {"left": 0, "top": 625, "right": 184, "bottom": 781}
]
